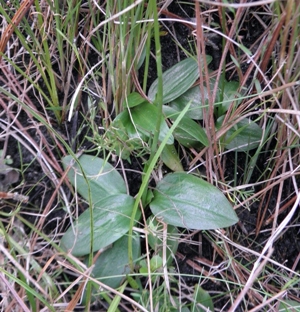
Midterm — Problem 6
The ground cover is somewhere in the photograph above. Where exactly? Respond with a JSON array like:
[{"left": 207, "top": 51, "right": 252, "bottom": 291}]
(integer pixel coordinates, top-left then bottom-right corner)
[{"left": 0, "top": 0, "right": 300, "bottom": 311}]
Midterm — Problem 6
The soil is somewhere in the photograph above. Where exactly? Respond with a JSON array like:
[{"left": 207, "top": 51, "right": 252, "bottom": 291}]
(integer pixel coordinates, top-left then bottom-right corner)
[{"left": 1, "top": 1, "right": 299, "bottom": 311}]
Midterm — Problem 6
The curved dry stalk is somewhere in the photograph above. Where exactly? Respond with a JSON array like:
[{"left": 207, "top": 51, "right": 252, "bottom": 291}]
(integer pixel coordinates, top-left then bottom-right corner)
[
  {"left": 0, "top": 272, "right": 31, "bottom": 312},
  {"left": 57, "top": 260, "right": 149, "bottom": 312},
  {"left": 0, "top": 0, "right": 35, "bottom": 61}
]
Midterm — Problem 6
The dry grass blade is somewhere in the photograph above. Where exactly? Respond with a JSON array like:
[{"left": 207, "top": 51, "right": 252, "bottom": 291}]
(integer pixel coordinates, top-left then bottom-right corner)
[
  {"left": 0, "top": 0, "right": 35, "bottom": 61},
  {"left": 0, "top": 272, "right": 31, "bottom": 312},
  {"left": 0, "top": 191, "right": 28, "bottom": 202}
]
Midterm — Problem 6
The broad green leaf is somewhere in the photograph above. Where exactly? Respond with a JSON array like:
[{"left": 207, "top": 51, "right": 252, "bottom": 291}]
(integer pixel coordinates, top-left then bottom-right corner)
[
  {"left": 279, "top": 300, "right": 300, "bottom": 311},
  {"left": 61, "top": 194, "right": 135, "bottom": 256},
  {"left": 169, "top": 85, "right": 208, "bottom": 120},
  {"left": 150, "top": 255, "right": 163, "bottom": 271},
  {"left": 193, "top": 285, "right": 214, "bottom": 312},
  {"left": 123, "top": 92, "right": 148, "bottom": 108},
  {"left": 218, "top": 80, "right": 242, "bottom": 117},
  {"left": 161, "top": 144, "right": 184, "bottom": 172},
  {"left": 131, "top": 102, "right": 174, "bottom": 144},
  {"left": 112, "top": 110, "right": 147, "bottom": 142},
  {"left": 169, "top": 78, "right": 242, "bottom": 120},
  {"left": 62, "top": 155, "right": 127, "bottom": 202},
  {"left": 148, "top": 56, "right": 212, "bottom": 104},
  {"left": 91, "top": 234, "right": 140, "bottom": 288},
  {"left": 216, "top": 116, "right": 262, "bottom": 152},
  {"left": 163, "top": 105, "right": 209, "bottom": 147},
  {"left": 139, "top": 255, "right": 163, "bottom": 274},
  {"left": 150, "top": 172, "right": 238, "bottom": 230}
]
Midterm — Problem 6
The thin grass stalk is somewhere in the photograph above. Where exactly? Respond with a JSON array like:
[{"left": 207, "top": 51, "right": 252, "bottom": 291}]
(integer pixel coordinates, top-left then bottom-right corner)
[
  {"left": 0, "top": 264, "right": 55, "bottom": 310},
  {"left": 34, "top": 1, "right": 60, "bottom": 122},
  {"left": 255, "top": 1, "right": 300, "bottom": 234},
  {"left": 87, "top": 1, "right": 110, "bottom": 121},
  {"left": 106, "top": 0, "right": 118, "bottom": 110},
  {"left": 0, "top": 91, "right": 63, "bottom": 174},
  {"left": 149, "top": 0, "right": 163, "bottom": 157},
  {"left": 53, "top": 0, "right": 66, "bottom": 80},
  {"left": 114, "top": 0, "right": 128, "bottom": 112},
  {"left": 0, "top": 8, "right": 66, "bottom": 124},
  {"left": 70, "top": 1, "right": 90, "bottom": 124},
  {"left": 128, "top": 102, "right": 192, "bottom": 271},
  {"left": 128, "top": 0, "right": 163, "bottom": 270},
  {"left": 62, "top": 0, "right": 83, "bottom": 121},
  {"left": 217, "top": 3, "right": 230, "bottom": 102},
  {"left": 142, "top": 7, "right": 152, "bottom": 94},
  {"left": 0, "top": 272, "right": 31, "bottom": 312},
  {"left": 125, "top": 2, "right": 144, "bottom": 84},
  {"left": 58, "top": 260, "right": 149, "bottom": 311},
  {"left": 0, "top": 222, "right": 58, "bottom": 293}
]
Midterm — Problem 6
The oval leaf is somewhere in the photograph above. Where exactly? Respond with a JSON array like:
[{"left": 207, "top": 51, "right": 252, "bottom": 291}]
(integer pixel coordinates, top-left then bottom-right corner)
[
  {"left": 169, "top": 85, "right": 208, "bottom": 120},
  {"left": 131, "top": 102, "right": 174, "bottom": 144},
  {"left": 218, "top": 80, "right": 242, "bottom": 117},
  {"left": 113, "top": 110, "right": 147, "bottom": 142},
  {"left": 62, "top": 155, "right": 127, "bottom": 202},
  {"left": 216, "top": 116, "right": 262, "bottom": 152},
  {"left": 163, "top": 105, "right": 209, "bottom": 147},
  {"left": 161, "top": 144, "right": 184, "bottom": 172},
  {"left": 148, "top": 56, "right": 212, "bottom": 104},
  {"left": 194, "top": 285, "right": 215, "bottom": 312},
  {"left": 123, "top": 92, "right": 148, "bottom": 108},
  {"left": 61, "top": 194, "right": 135, "bottom": 256},
  {"left": 150, "top": 172, "right": 238, "bottom": 230},
  {"left": 91, "top": 234, "right": 140, "bottom": 289}
]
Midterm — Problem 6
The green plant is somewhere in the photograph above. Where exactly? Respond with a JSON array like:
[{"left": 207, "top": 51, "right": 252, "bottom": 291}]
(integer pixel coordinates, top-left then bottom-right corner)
[
  {"left": 60, "top": 151, "right": 237, "bottom": 309},
  {"left": 61, "top": 154, "right": 238, "bottom": 250},
  {"left": 1, "top": 0, "right": 298, "bottom": 310},
  {"left": 95, "top": 56, "right": 263, "bottom": 175},
  {"left": 59, "top": 41, "right": 265, "bottom": 309}
]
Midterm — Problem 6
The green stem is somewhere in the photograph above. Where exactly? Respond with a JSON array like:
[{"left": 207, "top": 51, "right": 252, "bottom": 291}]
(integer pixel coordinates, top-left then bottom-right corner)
[
  {"left": 149, "top": 0, "right": 163, "bottom": 157},
  {"left": 127, "top": 101, "right": 191, "bottom": 270}
]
